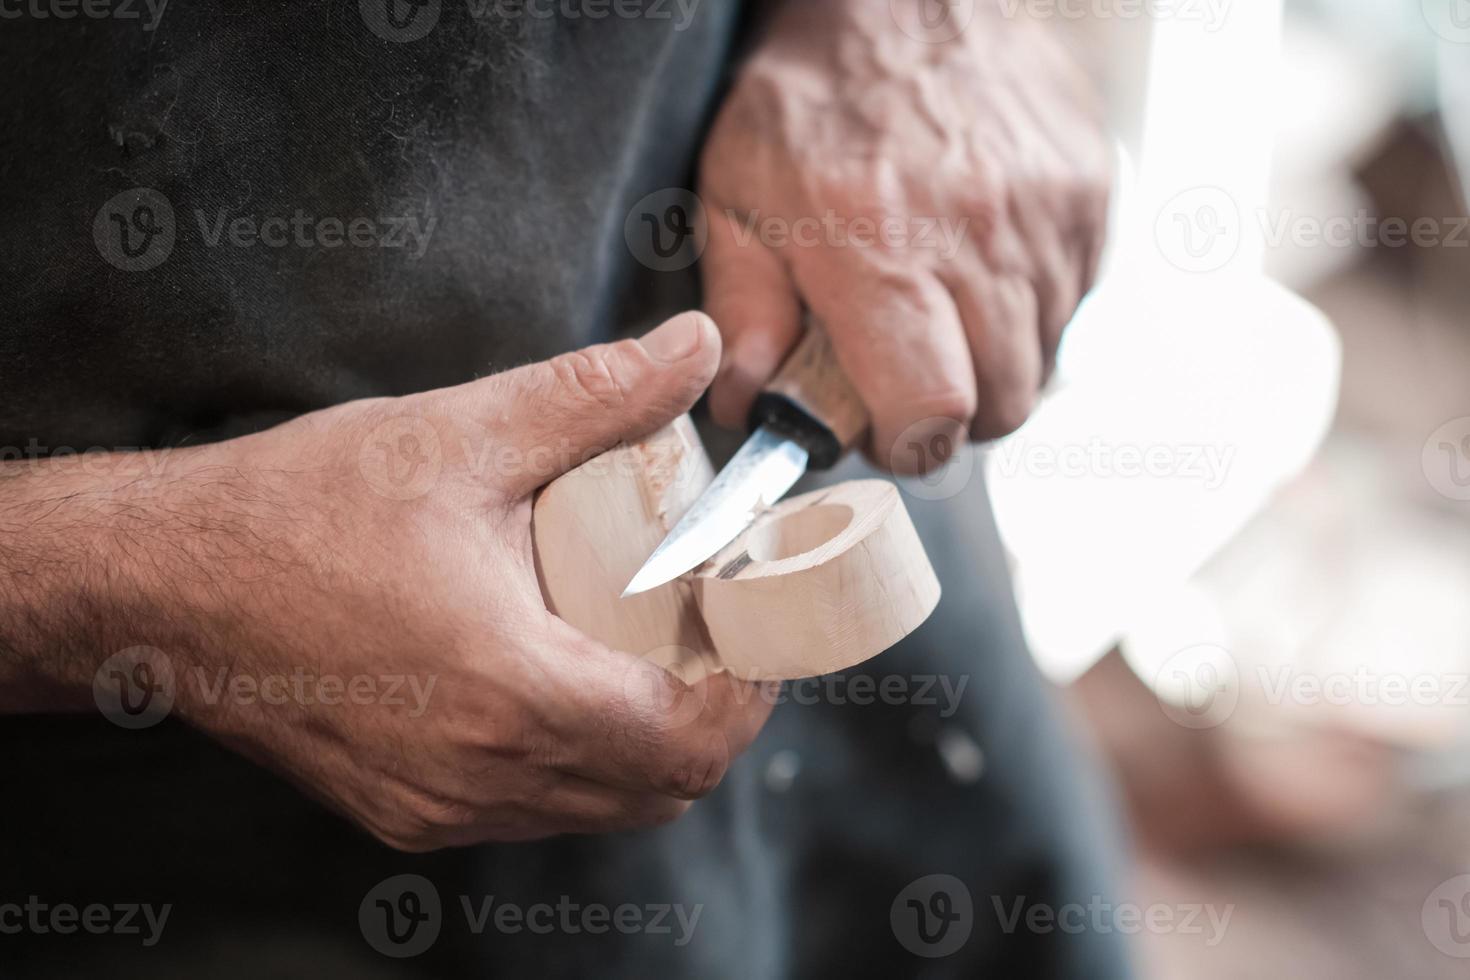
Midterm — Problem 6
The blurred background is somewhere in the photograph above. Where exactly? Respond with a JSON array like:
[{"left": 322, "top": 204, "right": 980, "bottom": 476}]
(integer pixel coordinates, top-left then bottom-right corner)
[{"left": 966, "top": 1, "right": 1470, "bottom": 975}]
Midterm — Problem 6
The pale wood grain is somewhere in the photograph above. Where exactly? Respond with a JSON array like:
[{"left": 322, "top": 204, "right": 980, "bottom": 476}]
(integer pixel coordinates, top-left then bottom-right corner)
[{"left": 532, "top": 418, "right": 939, "bottom": 681}]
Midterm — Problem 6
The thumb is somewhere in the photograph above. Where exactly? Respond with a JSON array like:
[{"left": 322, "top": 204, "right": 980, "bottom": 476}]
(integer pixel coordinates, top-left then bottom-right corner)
[{"left": 465, "top": 311, "right": 720, "bottom": 497}]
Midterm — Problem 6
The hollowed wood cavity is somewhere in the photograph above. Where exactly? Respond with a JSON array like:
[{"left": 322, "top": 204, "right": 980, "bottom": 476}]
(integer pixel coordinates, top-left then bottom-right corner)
[{"left": 746, "top": 503, "right": 854, "bottom": 563}]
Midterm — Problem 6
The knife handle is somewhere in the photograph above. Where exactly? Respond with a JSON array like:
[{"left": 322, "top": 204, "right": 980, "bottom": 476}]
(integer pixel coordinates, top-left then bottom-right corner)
[{"left": 747, "top": 318, "right": 869, "bottom": 470}]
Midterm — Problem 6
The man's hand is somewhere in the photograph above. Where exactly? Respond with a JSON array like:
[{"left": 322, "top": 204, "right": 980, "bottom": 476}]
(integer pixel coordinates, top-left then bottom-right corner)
[
  {"left": 699, "top": 0, "right": 1111, "bottom": 472},
  {"left": 0, "top": 312, "right": 775, "bottom": 851}
]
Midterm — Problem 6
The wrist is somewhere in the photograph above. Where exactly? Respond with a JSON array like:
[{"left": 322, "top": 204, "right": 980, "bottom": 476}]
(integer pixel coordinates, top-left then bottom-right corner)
[{"left": 0, "top": 447, "right": 212, "bottom": 713}]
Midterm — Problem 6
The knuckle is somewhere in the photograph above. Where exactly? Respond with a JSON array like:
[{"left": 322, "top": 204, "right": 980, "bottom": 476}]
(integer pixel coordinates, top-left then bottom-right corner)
[
  {"left": 383, "top": 787, "right": 480, "bottom": 850},
  {"left": 642, "top": 797, "right": 694, "bottom": 828},
  {"left": 608, "top": 794, "right": 692, "bottom": 832},
  {"left": 575, "top": 796, "right": 691, "bottom": 836},
  {"left": 869, "top": 266, "right": 934, "bottom": 312},
  {"left": 371, "top": 817, "right": 442, "bottom": 853},
  {"left": 658, "top": 738, "right": 730, "bottom": 800},
  {"left": 377, "top": 832, "right": 438, "bottom": 854},
  {"left": 1013, "top": 171, "right": 1060, "bottom": 206},
  {"left": 549, "top": 341, "right": 643, "bottom": 413},
  {"left": 963, "top": 155, "right": 1006, "bottom": 207},
  {"left": 1086, "top": 184, "right": 1113, "bottom": 235},
  {"left": 602, "top": 669, "right": 683, "bottom": 743},
  {"left": 1070, "top": 174, "right": 1111, "bottom": 230},
  {"left": 973, "top": 384, "right": 1038, "bottom": 440},
  {"left": 918, "top": 389, "right": 978, "bottom": 429}
]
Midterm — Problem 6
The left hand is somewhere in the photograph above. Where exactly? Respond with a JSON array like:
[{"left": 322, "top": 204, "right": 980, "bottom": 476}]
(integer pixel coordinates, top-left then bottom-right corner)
[{"left": 698, "top": 0, "right": 1111, "bottom": 473}]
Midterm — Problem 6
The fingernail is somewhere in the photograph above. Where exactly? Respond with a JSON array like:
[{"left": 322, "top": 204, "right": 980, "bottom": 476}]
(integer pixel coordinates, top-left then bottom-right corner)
[{"left": 640, "top": 313, "right": 709, "bottom": 364}]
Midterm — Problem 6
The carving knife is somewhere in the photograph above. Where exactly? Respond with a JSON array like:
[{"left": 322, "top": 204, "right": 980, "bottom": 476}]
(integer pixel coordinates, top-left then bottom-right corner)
[{"left": 622, "top": 320, "right": 869, "bottom": 597}]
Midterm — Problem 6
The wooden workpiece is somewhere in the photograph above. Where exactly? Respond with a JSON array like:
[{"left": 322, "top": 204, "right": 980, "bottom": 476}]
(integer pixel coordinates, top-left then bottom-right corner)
[{"left": 532, "top": 417, "right": 940, "bottom": 682}]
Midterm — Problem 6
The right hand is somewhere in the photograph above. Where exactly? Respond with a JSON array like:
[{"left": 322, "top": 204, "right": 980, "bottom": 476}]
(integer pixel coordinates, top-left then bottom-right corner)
[{"left": 8, "top": 311, "right": 775, "bottom": 851}]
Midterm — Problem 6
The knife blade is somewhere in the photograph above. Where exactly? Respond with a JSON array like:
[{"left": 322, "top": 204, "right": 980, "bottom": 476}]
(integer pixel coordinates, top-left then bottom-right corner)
[{"left": 621, "top": 320, "right": 869, "bottom": 597}]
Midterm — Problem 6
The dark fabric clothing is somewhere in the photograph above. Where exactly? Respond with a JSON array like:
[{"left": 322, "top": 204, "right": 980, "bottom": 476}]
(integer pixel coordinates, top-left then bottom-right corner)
[
  {"left": 1, "top": 0, "right": 729, "bottom": 446},
  {"left": 0, "top": 4, "right": 1132, "bottom": 977}
]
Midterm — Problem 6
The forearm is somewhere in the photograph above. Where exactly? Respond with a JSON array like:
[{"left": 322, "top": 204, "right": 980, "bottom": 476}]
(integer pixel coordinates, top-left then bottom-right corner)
[
  {"left": 0, "top": 448, "right": 227, "bottom": 713},
  {"left": 0, "top": 455, "right": 129, "bottom": 709}
]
